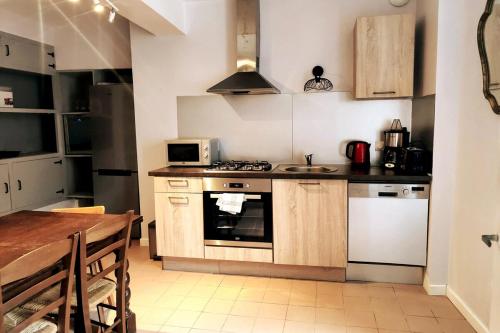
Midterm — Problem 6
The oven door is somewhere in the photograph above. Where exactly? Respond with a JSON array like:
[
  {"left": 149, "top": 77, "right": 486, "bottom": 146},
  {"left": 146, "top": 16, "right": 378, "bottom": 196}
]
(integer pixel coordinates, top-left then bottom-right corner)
[{"left": 203, "top": 192, "right": 273, "bottom": 249}]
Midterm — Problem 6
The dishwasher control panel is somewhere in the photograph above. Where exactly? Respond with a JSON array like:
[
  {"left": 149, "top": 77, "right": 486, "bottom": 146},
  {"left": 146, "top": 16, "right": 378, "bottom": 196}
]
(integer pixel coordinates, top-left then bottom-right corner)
[{"left": 349, "top": 183, "right": 430, "bottom": 199}]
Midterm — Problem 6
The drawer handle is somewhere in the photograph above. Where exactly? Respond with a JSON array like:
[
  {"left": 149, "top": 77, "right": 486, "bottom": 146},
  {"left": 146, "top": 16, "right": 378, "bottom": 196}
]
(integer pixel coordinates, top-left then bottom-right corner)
[
  {"left": 17, "top": 180, "right": 22, "bottom": 191},
  {"left": 298, "top": 182, "right": 321, "bottom": 186},
  {"left": 48, "top": 64, "right": 56, "bottom": 69},
  {"left": 168, "top": 196, "right": 189, "bottom": 205},
  {"left": 4, "top": 182, "right": 8, "bottom": 194},
  {"left": 5, "top": 45, "right": 10, "bottom": 56},
  {"left": 168, "top": 180, "right": 189, "bottom": 188},
  {"left": 373, "top": 91, "right": 396, "bottom": 95}
]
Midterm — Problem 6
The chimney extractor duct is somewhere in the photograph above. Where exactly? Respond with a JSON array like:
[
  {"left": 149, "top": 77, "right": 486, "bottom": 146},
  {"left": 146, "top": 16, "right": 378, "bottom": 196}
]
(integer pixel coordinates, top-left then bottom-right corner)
[{"left": 207, "top": 0, "right": 280, "bottom": 95}]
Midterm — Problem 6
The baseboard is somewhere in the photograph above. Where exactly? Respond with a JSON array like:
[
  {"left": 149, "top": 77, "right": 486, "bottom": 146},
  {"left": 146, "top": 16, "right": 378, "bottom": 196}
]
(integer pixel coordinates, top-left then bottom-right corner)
[
  {"left": 139, "top": 238, "right": 149, "bottom": 247},
  {"left": 423, "top": 272, "right": 447, "bottom": 295},
  {"left": 447, "top": 286, "right": 489, "bottom": 333}
]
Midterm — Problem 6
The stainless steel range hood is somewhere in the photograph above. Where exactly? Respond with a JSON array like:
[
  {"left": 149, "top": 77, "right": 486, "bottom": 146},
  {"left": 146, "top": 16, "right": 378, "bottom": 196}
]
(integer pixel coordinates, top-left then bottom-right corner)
[{"left": 207, "top": 0, "right": 280, "bottom": 95}]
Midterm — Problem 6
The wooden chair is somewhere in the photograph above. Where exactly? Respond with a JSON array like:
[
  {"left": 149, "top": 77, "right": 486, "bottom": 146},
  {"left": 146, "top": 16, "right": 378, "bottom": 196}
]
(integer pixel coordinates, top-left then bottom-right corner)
[
  {"left": 0, "top": 234, "right": 79, "bottom": 333},
  {"left": 52, "top": 206, "right": 106, "bottom": 215}
]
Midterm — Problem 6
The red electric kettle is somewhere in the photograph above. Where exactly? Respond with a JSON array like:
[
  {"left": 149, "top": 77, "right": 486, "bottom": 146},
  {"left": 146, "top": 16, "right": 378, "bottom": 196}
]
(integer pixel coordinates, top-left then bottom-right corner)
[{"left": 346, "top": 141, "right": 371, "bottom": 166}]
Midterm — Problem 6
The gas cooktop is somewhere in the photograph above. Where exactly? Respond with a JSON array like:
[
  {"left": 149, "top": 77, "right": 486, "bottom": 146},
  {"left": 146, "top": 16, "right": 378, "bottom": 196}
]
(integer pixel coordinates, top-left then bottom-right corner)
[{"left": 206, "top": 160, "right": 273, "bottom": 172}]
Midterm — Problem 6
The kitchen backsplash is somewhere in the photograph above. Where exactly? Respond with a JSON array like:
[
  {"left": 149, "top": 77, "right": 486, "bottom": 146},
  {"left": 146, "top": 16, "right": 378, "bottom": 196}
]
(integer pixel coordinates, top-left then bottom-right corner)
[{"left": 177, "top": 92, "right": 412, "bottom": 164}]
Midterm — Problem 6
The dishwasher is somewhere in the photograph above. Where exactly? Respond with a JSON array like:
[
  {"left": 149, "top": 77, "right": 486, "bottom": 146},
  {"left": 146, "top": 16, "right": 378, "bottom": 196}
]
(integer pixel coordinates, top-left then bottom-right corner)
[{"left": 348, "top": 183, "right": 430, "bottom": 266}]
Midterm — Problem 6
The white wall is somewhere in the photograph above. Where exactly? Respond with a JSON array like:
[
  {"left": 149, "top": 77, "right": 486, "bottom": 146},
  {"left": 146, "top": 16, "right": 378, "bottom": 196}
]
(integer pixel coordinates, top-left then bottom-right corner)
[
  {"left": 130, "top": 0, "right": 416, "bottom": 239},
  {"left": 429, "top": 0, "right": 500, "bottom": 330},
  {"left": 178, "top": 93, "right": 412, "bottom": 164},
  {"left": 0, "top": 6, "right": 55, "bottom": 44}
]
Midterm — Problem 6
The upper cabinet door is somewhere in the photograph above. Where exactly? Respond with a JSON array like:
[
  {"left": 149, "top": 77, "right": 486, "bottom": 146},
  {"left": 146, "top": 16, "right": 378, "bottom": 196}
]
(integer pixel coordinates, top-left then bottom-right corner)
[
  {"left": 0, "top": 164, "right": 11, "bottom": 214},
  {"left": 355, "top": 14, "right": 415, "bottom": 99}
]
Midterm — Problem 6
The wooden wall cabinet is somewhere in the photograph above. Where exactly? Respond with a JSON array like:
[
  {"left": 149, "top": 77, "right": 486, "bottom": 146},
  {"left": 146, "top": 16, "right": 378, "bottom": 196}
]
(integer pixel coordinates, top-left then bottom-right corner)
[
  {"left": 272, "top": 179, "right": 347, "bottom": 268},
  {"left": 0, "top": 164, "right": 11, "bottom": 213},
  {"left": 154, "top": 178, "right": 204, "bottom": 258},
  {"left": 354, "top": 14, "right": 415, "bottom": 99}
]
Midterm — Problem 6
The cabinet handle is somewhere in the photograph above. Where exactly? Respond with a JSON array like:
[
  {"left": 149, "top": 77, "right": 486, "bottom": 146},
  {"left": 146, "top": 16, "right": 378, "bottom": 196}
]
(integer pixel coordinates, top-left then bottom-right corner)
[
  {"left": 168, "top": 196, "right": 189, "bottom": 205},
  {"left": 3, "top": 182, "right": 8, "bottom": 194},
  {"left": 5, "top": 45, "right": 10, "bottom": 56},
  {"left": 373, "top": 91, "right": 396, "bottom": 95},
  {"left": 17, "top": 180, "right": 22, "bottom": 191},
  {"left": 168, "top": 180, "right": 189, "bottom": 188},
  {"left": 48, "top": 64, "right": 56, "bottom": 69},
  {"left": 53, "top": 160, "right": 63, "bottom": 165},
  {"left": 47, "top": 51, "right": 55, "bottom": 57},
  {"left": 56, "top": 189, "right": 64, "bottom": 194},
  {"left": 298, "top": 182, "right": 321, "bottom": 186}
]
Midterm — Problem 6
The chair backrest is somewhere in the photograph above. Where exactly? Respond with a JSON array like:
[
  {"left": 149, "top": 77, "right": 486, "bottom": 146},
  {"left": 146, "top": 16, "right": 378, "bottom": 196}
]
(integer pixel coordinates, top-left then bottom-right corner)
[
  {"left": 52, "top": 206, "right": 106, "bottom": 214},
  {"left": 0, "top": 234, "right": 79, "bottom": 333},
  {"left": 76, "top": 211, "right": 133, "bottom": 333}
]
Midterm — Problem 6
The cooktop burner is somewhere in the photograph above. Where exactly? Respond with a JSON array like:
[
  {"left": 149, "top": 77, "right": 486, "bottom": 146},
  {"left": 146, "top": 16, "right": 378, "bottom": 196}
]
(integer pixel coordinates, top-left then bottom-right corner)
[{"left": 207, "top": 160, "right": 273, "bottom": 172}]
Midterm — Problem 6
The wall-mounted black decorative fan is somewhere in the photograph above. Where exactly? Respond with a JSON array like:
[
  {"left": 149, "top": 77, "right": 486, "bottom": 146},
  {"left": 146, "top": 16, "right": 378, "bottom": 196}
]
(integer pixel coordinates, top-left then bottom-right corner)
[{"left": 304, "top": 66, "right": 333, "bottom": 92}]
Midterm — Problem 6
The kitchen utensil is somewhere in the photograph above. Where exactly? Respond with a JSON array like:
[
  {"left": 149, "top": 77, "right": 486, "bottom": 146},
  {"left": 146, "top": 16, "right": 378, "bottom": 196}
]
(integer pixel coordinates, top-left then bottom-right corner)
[
  {"left": 304, "top": 66, "right": 333, "bottom": 92},
  {"left": 346, "top": 141, "right": 371, "bottom": 166},
  {"left": 402, "top": 147, "right": 428, "bottom": 174},
  {"left": 384, "top": 119, "right": 410, "bottom": 148}
]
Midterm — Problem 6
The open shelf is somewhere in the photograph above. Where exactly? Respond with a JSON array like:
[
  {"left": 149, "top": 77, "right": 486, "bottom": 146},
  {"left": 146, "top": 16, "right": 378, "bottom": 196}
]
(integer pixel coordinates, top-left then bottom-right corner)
[
  {"left": 64, "top": 154, "right": 92, "bottom": 158},
  {"left": 0, "top": 108, "right": 56, "bottom": 114},
  {"left": 65, "top": 192, "right": 94, "bottom": 199}
]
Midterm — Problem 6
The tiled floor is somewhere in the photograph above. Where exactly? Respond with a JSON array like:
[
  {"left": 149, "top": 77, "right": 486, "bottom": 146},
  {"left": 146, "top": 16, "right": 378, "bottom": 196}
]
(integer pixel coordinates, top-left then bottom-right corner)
[{"left": 127, "top": 245, "right": 476, "bottom": 333}]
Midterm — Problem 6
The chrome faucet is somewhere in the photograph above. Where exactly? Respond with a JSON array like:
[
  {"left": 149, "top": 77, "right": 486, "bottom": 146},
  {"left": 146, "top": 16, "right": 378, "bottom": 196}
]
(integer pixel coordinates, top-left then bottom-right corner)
[{"left": 305, "top": 154, "right": 313, "bottom": 167}]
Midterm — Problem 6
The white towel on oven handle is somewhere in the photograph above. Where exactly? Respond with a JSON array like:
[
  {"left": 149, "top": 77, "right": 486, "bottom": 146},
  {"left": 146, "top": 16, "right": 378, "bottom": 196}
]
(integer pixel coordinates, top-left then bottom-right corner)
[{"left": 216, "top": 193, "right": 246, "bottom": 215}]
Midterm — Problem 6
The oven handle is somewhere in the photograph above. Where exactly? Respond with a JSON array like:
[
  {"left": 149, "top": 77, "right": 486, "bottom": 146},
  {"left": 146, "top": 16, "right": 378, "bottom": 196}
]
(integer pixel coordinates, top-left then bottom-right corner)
[
  {"left": 168, "top": 196, "right": 190, "bottom": 205},
  {"left": 209, "top": 194, "right": 262, "bottom": 200}
]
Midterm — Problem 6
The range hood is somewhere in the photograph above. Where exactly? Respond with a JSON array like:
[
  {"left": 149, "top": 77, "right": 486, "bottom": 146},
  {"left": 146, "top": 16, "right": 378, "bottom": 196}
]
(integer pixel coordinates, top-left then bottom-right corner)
[{"left": 207, "top": 0, "right": 280, "bottom": 95}]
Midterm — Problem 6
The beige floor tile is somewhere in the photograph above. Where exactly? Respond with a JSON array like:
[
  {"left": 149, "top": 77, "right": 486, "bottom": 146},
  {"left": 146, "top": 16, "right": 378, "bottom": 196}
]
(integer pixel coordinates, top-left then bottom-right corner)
[
  {"left": 157, "top": 270, "right": 183, "bottom": 282},
  {"left": 315, "top": 308, "right": 345, "bottom": 326},
  {"left": 268, "top": 278, "right": 293, "bottom": 291},
  {"left": 166, "top": 310, "right": 201, "bottom": 328},
  {"left": 430, "top": 302, "right": 464, "bottom": 319},
  {"left": 286, "top": 305, "right": 316, "bottom": 322},
  {"left": 253, "top": 317, "right": 285, "bottom": 333},
  {"left": 178, "top": 272, "right": 205, "bottom": 284},
  {"left": 345, "top": 310, "right": 376, "bottom": 328},
  {"left": 213, "top": 287, "right": 241, "bottom": 301},
  {"left": 367, "top": 286, "right": 396, "bottom": 299},
  {"left": 238, "top": 288, "right": 266, "bottom": 302},
  {"left": 155, "top": 294, "right": 185, "bottom": 309},
  {"left": 135, "top": 306, "right": 174, "bottom": 326},
  {"left": 188, "top": 285, "right": 217, "bottom": 298},
  {"left": 244, "top": 276, "right": 270, "bottom": 289},
  {"left": 374, "top": 312, "right": 409, "bottom": 331},
  {"left": 343, "top": 284, "right": 369, "bottom": 297},
  {"left": 263, "top": 290, "right": 290, "bottom": 304},
  {"left": 159, "top": 325, "right": 190, "bottom": 333},
  {"left": 137, "top": 323, "right": 162, "bottom": 333},
  {"left": 192, "top": 313, "right": 227, "bottom": 331},
  {"left": 291, "top": 280, "right": 317, "bottom": 294},
  {"left": 370, "top": 297, "right": 403, "bottom": 314},
  {"left": 258, "top": 303, "right": 288, "bottom": 320},
  {"left": 346, "top": 328, "right": 377, "bottom": 333},
  {"left": 344, "top": 296, "right": 371, "bottom": 312},
  {"left": 377, "top": 330, "right": 408, "bottom": 333},
  {"left": 283, "top": 320, "right": 315, "bottom": 333},
  {"left": 317, "top": 282, "right": 343, "bottom": 297},
  {"left": 178, "top": 297, "right": 210, "bottom": 311},
  {"left": 406, "top": 316, "right": 442, "bottom": 333},
  {"left": 314, "top": 323, "right": 347, "bottom": 333},
  {"left": 231, "top": 301, "right": 262, "bottom": 317},
  {"left": 222, "top": 315, "right": 255, "bottom": 333},
  {"left": 189, "top": 329, "right": 219, "bottom": 333},
  {"left": 203, "top": 299, "right": 234, "bottom": 314},
  {"left": 317, "top": 294, "right": 344, "bottom": 309},
  {"left": 399, "top": 299, "right": 434, "bottom": 317},
  {"left": 164, "top": 283, "right": 195, "bottom": 296},
  {"left": 196, "top": 274, "right": 224, "bottom": 287},
  {"left": 221, "top": 275, "right": 248, "bottom": 288},
  {"left": 289, "top": 291, "right": 317, "bottom": 307},
  {"left": 437, "top": 318, "right": 475, "bottom": 333}
]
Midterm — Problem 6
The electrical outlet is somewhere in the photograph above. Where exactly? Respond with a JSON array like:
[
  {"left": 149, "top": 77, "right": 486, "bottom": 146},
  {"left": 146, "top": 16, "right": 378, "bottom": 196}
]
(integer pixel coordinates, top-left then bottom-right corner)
[{"left": 375, "top": 141, "right": 385, "bottom": 151}]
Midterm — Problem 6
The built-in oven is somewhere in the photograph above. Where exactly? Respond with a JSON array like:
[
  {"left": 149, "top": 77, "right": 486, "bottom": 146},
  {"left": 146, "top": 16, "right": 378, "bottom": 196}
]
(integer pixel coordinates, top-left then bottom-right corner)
[{"left": 203, "top": 178, "right": 272, "bottom": 249}]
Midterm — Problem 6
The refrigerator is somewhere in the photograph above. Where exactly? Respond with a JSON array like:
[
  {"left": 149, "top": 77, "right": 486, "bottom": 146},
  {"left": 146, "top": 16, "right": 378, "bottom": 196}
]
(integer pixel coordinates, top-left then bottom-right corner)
[{"left": 90, "top": 83, "right": 141, "bottom": 238}]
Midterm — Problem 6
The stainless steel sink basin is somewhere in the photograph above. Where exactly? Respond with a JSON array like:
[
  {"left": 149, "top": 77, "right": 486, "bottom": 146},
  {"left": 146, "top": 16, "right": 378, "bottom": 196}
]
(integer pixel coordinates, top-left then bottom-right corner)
[{"left": 283, "top": 166, "right": 338, "bottom": 173}]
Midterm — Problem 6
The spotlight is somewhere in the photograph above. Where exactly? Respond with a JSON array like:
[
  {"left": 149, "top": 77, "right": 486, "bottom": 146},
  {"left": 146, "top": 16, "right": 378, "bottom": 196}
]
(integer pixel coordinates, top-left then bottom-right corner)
[
  {"left": 93, "top": 0, "right": 104, "bottom": 13},
  {"left": 108, "top": 8, "right": 116, "bottom": 23}
]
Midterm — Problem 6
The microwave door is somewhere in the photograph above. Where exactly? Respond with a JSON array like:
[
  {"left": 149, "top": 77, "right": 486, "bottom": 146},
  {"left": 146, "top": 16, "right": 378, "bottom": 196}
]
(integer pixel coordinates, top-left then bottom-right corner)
[{"left": 167, "top": 143, "right": 201, "bottom": 164}]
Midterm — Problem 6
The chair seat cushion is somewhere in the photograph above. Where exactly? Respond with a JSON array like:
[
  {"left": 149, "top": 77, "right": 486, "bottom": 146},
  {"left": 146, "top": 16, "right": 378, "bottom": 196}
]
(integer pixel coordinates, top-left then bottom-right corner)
[
  {"left": 3, "top": 307, "right": 57, "bottom": 333},
  {"left": 21, "top": 278, "right": 116, "bottom": 312}
]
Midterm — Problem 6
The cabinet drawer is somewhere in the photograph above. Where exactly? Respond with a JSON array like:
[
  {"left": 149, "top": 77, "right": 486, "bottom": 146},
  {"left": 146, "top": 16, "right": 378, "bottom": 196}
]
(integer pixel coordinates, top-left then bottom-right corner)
[
  {"left": 154, "top": 177, "right": 202, "bottom": 193},
  {"left": 205, "top": 246, "right": 273, "bottom": 263}
]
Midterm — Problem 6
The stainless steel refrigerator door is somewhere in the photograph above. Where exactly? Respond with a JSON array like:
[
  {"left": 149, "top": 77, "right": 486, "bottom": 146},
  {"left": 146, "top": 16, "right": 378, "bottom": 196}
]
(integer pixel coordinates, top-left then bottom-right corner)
[{"left": 90, "top": 84, "right": 138, "bottom": 170}]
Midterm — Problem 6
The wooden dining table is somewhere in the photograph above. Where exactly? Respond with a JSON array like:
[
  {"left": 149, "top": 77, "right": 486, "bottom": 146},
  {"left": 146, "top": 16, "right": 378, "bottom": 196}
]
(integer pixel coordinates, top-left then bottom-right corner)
[{"left": 0, "top": 210, "right": 143, "bottom": 333}]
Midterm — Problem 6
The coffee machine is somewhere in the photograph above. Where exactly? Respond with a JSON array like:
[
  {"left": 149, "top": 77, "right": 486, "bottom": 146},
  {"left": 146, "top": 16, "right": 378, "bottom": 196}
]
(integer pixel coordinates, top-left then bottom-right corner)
[{"left": 383, "top": 119, "right": 409, "bottom": 169}]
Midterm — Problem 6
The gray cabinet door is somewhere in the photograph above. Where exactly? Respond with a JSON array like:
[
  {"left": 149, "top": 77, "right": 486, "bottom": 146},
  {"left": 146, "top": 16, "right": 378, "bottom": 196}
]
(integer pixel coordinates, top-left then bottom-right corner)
[
  {"left": 0, "top": 164, "right": 11, "bottom": 213},
  {"left": 11, "top": 158, "right": 64, "bottom": 209}
]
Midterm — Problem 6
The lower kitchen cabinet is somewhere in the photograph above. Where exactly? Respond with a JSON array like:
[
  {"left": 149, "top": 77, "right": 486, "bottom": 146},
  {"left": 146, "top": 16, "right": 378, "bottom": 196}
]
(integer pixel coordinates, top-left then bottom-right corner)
[
  {"left": 0, "top": 164, "right": 11, "bottom": 213},
  {"left": 272, "top": 179, "right": 347, "bottom": 267},
  {"left": 11, "top": 157, "right": 64, "bottom": 209},
  {"left": 154, "top": 192, "right": 204, "bottom": 258}
]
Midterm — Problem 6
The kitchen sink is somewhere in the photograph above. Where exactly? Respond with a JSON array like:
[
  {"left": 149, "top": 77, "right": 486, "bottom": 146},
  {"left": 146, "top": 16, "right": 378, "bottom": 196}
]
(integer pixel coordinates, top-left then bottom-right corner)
[{"left": 283, "top": 166, "right": 338, "bottom": 173}]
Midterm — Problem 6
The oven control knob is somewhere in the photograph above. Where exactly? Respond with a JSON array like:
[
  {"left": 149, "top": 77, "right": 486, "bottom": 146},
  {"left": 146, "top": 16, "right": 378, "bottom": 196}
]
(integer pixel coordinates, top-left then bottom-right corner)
[{"left": 402, "top": 189, "right": 410, "bottom": 196}]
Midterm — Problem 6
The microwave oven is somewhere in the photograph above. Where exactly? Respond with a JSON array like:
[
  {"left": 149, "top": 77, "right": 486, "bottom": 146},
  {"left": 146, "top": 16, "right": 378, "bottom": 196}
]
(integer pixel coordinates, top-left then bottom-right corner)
[{"left": 165, "top": 138, "right": 219, "bottom": 166}]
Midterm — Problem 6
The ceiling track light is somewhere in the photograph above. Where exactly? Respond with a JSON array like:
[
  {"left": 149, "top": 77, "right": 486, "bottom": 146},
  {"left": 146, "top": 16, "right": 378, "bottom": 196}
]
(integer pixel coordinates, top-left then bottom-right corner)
[
  {"left": 108, "top": 8, "right": 116, "bottom": 23},
  {"left": 93, "top": 0, "right": 105, "bottom": 13}
]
